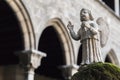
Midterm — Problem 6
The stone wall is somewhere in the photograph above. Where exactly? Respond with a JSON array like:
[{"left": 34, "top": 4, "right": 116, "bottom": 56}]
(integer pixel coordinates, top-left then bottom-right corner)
[{"left": 21, "top": 0, "right": 120, "bottom": 65}]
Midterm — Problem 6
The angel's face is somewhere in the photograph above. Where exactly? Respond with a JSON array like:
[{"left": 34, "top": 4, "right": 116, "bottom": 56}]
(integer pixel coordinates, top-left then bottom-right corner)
[{"left": 80, "top": 9, "right": 90, "bottom": 21}]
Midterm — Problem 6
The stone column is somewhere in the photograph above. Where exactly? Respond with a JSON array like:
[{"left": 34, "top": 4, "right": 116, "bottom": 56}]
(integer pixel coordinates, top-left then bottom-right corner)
[
  {"left": 17, "top": 50, "right": 46, "bottom": 80},
  {"left": 114, "top": 0, "right": 119, "bottom": 16},
  {"left": 59, "top": 64, "right": 79, "bottom": 80}
]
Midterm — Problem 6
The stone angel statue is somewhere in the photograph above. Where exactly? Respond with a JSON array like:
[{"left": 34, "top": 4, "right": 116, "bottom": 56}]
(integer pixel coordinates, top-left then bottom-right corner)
[{"left": 67, "top": 8, "right": 109, "bottom": 65}]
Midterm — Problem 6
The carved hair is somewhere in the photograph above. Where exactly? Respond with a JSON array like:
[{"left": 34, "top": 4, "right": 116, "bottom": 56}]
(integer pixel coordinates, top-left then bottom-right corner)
[{"left": 80, "top": 8, "right": 94, "bottom": 21}]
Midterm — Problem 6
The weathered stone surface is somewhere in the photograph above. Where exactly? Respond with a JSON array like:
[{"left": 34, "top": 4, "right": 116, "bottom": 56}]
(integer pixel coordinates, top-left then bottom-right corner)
[{"left": 21, "top": 0, "right": 120, "bottom": 64}]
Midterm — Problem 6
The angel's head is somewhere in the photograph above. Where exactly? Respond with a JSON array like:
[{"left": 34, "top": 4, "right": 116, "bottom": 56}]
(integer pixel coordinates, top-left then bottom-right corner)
[{"left": 80, "top": 8, "right": 94, "bottom": 21}]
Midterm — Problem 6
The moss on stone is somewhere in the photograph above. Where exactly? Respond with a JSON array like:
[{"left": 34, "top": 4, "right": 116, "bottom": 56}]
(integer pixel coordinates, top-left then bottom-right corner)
[{"left": 71, "top": 62, "right": 120, "bottom": 80}]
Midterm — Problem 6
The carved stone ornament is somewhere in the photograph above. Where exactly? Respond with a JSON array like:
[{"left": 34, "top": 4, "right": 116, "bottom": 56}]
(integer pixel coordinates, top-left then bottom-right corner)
[
  {"left": 67, "top": 8, "right": 109, "bottom": 65},
  {"left": 16, "top": 49, "right": 46, "bottom": 80},
  {"left": 17, "top": 49, "right": 47, "bottom": 69}
]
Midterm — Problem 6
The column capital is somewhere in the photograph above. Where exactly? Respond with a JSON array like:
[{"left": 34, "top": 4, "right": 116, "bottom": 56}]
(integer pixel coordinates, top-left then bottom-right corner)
[
  {"left": 16, "top": 49, "right": 47, "bottom": 69},
  {"left": 59, "top": 64, "right": 79, "bottom": 80}
]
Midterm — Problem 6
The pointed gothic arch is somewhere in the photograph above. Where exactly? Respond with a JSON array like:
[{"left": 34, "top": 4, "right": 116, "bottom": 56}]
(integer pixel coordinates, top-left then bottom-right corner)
[
  {"left": 35, "top": 18, "right": 75, "bottom": 79},
  {"left": 105, "top": 49, "right": 119, "bottom": 66},
  {"left": 0, "top": 0, "right": 36, "bottom": 65},
  {"left": 6, "top": 0, "right": 35, "bottom": 49},
  {"left": 0, "top": 1, "right": 36, "bottom": 79},
  {"left": 38, "top": 18, "right": 75, "bottom": 65}
]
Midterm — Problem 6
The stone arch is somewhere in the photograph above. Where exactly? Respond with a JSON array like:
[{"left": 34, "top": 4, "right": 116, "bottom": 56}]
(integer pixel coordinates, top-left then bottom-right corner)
[
  {"left": 6, "top": 0, "right": 35, "bottom": 50},
  {"left": 105, "top": 49, "right": 119, "bottom": 66},
  {"left": 45, "top": 18, "right": 75, "bottom": 65},
  {"left": 35, "top": 18, "right": 75, "bottom": 79}
]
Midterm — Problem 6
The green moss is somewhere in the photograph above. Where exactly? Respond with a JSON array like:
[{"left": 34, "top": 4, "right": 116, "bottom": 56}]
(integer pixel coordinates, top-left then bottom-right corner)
[{"left": 71, "top": 62, "right": 120, "bottom": 80}]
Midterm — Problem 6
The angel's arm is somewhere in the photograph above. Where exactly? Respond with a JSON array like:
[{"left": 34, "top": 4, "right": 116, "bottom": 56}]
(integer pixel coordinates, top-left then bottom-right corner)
[
  {"left": 69, "top": 29, "right": 81, "bottom": 40},
  {"left": 67, "top": 21, "right": 81, "bottom": 40}
]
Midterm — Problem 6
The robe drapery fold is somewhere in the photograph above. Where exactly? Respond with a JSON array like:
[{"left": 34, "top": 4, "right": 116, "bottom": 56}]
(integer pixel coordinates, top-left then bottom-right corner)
[{"left": 79, "top": 21, "right": 103, "bottom": 64}]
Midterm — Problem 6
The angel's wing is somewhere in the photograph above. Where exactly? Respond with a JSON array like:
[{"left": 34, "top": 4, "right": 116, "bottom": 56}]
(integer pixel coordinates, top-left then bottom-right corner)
[{"left": 96, "top": 17, "right": 110, "bottom": 47}]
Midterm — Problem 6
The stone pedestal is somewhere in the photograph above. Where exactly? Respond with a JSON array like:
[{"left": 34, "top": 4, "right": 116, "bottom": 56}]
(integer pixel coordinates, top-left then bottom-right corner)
[{"left": 17, "top": 50, "right": 46, "bottom": 80}]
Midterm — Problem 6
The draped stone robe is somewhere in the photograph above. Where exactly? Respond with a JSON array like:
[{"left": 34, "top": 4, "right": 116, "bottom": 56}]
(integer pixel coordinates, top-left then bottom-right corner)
[{"left": 69, "top": 21, "right": 103, "bottom": 65}]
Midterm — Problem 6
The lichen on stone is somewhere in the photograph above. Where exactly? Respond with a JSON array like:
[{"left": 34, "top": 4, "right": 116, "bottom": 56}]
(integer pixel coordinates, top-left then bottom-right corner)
[{"left": 71, "top": 62, "right": 120, "bottom": 80}]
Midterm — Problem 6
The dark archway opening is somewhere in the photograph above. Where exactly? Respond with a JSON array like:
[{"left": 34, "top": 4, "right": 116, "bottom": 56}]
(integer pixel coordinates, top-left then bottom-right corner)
[
  {"left": 105, "top": 55, "right": 112, "bottom": 63},
  {"left": 77, "top": 45, "right": 82, "bottom": 65},
  {"left": 0, "top": 1, "right": 24, "bottom": 65},
  {"left": 35, "top": 27, "right": 65, "bottom": 79}
]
